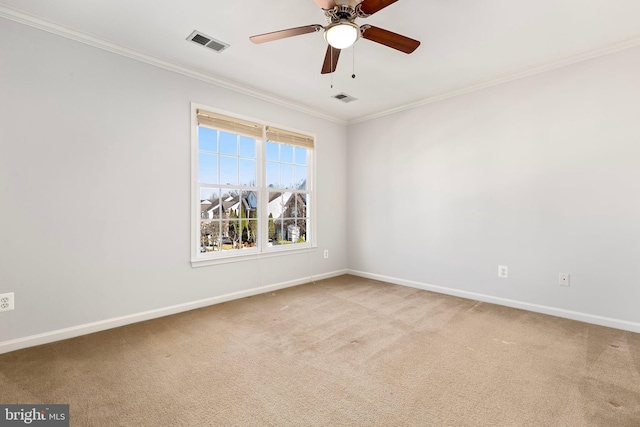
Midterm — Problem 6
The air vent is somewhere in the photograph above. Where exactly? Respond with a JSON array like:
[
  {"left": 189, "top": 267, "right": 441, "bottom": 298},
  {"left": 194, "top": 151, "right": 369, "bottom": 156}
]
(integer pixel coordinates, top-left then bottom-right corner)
[
  {"left": 332, "top": 93, "right": 358, "bottom": 103},
  {"left": 187, "top": 31, "right": 229, "bottom": 53}
]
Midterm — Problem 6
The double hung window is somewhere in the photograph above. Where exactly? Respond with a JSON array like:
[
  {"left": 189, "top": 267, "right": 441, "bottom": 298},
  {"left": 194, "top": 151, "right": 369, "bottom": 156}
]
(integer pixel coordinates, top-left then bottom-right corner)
[{"left": 192, "top": 105, "right": 314, "bottom": 265}]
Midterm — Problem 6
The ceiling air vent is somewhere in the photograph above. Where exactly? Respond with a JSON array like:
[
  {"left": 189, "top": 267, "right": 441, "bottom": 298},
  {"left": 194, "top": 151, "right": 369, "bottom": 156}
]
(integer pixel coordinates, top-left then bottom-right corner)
[
  {"left": 187, "top": 30, "right": 229, "bottom": 53},
  {"left": 332, "top": 93, "right": 358, "bottom": 103}
]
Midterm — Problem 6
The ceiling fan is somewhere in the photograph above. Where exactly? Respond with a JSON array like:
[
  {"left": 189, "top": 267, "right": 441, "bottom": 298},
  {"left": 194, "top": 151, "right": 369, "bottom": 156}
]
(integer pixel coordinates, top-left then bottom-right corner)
[{"left": 249, "top": 0, "right": 420, "bottom": 74}]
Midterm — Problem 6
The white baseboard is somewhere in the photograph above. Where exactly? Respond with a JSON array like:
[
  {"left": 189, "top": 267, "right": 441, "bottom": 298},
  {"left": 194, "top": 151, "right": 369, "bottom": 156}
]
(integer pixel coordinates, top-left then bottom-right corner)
[
  {"left": 347, "top": 269, "right": 640, "bottom": 333},
  {"left": 0, "top": 269, "right": 347, "bottom": 355}
]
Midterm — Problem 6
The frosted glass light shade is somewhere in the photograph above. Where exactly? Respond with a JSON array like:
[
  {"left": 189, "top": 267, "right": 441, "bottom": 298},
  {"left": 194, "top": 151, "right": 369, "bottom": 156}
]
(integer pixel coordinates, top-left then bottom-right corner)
[{"left": 324, "top": 22, "right": 359, "bottom": 49}]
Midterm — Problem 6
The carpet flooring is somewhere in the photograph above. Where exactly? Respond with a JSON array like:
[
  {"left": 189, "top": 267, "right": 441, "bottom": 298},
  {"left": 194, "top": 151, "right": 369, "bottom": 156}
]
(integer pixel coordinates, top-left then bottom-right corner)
[{"left": 1, "top": 274, "right": 639, "bottom": 426}]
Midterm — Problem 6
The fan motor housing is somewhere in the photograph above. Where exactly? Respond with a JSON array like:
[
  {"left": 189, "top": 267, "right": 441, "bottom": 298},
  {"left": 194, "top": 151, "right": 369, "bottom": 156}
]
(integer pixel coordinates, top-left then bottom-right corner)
[{"left": 325, "top": 5, "right": 357, "bottom": 23}]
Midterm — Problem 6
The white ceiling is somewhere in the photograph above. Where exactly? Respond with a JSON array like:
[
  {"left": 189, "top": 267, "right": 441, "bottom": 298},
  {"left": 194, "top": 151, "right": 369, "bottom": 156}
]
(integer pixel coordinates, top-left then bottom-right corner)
[{"left": 2, "top": 0, "right": 640, "bottom": 124}]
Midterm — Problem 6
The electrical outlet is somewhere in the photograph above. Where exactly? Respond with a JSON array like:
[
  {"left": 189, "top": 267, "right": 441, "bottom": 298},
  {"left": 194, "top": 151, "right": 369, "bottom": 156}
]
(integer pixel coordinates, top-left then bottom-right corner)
[
  {"left": 498, "top": 265, "right": 509, "bottom": 278},
  {"left": 559, "top": 273, "right": 570, "bottom": 287},
  {"left": 0, "top": 292, "right": 14, "bottom": 312},
  {"left": 323, "top": 250, "right": 329, "bottom": 259}
]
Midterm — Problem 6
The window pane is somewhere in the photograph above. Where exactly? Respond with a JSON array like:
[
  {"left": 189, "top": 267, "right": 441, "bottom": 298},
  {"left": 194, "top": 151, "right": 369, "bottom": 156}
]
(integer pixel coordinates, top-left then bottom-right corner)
[
  {"left": 198, "top": 153, "right": 218, "bottom": 184},
  {"left": 200, "top": 188, "right": 220, "bottom": 219},
  {"left": 220, "top": 156, "right": 238, "bottom": 185},
  {"left": 267, "top": 209, "right": 277, "bottom": 242},
  {"left": 221, "top": 189, "right": 237, "bottom": 202},
  {"left": 296, "top": 219, "right": 307, "bottom": 243},
  {"left": 266, "top": 162, "right": 279, "bottom": 188},
  {"left": 239, "top": 159, "right": 256, "bottom": 187},
  {"left": 281, "top": 164, "right": 294, "bottom": 189},
  {"left": 245, "top": 220, "right": 258, "bottom": 248},
  {"left": 293, "top": 194, "right": 306, "bottom": 219},
  {"left": 281, "top": 144, "right": 293, "bottom": 163},
  {"left": 294, "top": 147, "right": 307, "bottom": 165},
  {"left": 231, "top": 192, "right": 258, "bottom": 247},
  {"left": 200, "top": 220, "right": 221, "bottom": 253},
  {"left": 299, "top": 193, "right": 310, "bottom": 219},
  {"left": 266, "top": 142, "right": 279, "bottom": 161},
  {"left": 199, "top": 127, "right": 218, "bottom": 152},
  {"left": 243, "top": 190, "right": 258, "bottom": 211},
  {"left": 240, "top": 136, "right": 256, "bottom": 158},
  {"left": 295, "top": 166, "right": 307, "bottom": 190},
  {"left": 200, "top": 187, "right": 218, "bottom": 203},
  {"left": 281, "top": 219, "right": 306, "bottom": 244},
  {"left": 268, "top": 192, "right": 288, "bottom": 222},
  {"left": 274, "top": 216, "right": 286, "bottom": 245},
  {"left": 220, "top": 132, "right": 238, "bottom": 155},
  {"left": 227, "top": 220, "right": 241, "bottom": 248},
  {"left": 220, "top": 221, "right": 236, "bottom": 250},
  {"left": 283, "top": 193, "right": 300, "bottom": 219}
]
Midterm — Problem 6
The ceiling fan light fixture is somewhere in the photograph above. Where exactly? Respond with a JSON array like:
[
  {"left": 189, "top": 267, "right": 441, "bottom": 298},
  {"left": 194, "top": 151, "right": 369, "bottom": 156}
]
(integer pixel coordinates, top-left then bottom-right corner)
[{"left": 324, "top": 21, "right": 359, "bottom": 49}]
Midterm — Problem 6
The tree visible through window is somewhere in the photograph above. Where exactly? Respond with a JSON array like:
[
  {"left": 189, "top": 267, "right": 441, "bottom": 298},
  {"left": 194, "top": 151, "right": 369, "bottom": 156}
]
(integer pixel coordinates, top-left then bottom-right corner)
[{"left": 193, "top": 107, "right": 314, "bottom": 263}]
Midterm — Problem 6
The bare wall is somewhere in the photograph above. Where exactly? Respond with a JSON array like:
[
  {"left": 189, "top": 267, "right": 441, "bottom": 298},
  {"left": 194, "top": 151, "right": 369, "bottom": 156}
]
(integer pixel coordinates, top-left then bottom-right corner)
[
  {"left": 0, "top": 19, "right": 347, "bottom": 345},
  {"left": 347, "top": 45, "right": 640, "bottom": 329}
]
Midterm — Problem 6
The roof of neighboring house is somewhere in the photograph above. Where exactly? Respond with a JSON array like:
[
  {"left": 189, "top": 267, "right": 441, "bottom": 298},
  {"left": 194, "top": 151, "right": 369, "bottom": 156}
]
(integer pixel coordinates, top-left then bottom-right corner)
[{"left": 204, "top": 192, "right": 258, "bottom": 215}]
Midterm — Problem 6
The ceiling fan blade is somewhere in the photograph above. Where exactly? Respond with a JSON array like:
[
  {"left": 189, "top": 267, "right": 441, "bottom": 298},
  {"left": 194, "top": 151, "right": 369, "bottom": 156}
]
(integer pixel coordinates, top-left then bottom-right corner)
[
  {"left": 359, "top": 0, "right": 399, "bottom": 15},
  {"left": 250, "top": 25, "right": 322, "bottom": 44},
  {"left": 313, "top": 0, "right": 336, "bottom": 10},
  {"left": 321, "top": 45, "right": 341, "bottom": 74},
  {"left": 361, "top": 25, "right": 420, "bottom": 53}
]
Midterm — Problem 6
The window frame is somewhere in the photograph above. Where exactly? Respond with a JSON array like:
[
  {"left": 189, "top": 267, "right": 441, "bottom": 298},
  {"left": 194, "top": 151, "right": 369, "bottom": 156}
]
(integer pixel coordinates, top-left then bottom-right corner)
[{"left": 190, "top": 103, "right": 316, "bottom": 267}]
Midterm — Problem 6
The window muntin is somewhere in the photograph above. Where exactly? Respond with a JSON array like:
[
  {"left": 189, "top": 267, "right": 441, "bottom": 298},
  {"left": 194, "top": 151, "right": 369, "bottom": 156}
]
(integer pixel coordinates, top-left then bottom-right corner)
[{"left": 193, "top": 107, "right": 314, "bottom": 263}]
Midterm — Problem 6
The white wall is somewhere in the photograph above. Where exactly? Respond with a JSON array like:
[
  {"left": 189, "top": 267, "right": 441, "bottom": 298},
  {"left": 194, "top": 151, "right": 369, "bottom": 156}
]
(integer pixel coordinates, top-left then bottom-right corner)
[
  {"left": 347, "top": 46, "right": 640, "bottom": 329},
  {"left": 0, "top": 19, "right": 347, "bottom": 347}
]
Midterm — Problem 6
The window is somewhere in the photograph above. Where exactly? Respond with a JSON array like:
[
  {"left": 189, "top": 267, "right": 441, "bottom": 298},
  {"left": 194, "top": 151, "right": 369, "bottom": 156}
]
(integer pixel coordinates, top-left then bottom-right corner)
[{"left": 191, "top": 105, "right": 314, "bottom": 265}]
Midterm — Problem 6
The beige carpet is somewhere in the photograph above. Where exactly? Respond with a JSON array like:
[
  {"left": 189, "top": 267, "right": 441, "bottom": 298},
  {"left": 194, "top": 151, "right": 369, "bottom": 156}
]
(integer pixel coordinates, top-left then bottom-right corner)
[{"left": 1, "top": 275, "right": 639, "bottom": 426}]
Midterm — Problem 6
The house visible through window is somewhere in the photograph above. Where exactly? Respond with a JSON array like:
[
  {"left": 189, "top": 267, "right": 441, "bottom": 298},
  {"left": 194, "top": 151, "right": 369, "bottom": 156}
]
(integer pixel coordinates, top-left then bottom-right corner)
[{"left": 192, "top": 106, "right": 314, "bottom": 264}]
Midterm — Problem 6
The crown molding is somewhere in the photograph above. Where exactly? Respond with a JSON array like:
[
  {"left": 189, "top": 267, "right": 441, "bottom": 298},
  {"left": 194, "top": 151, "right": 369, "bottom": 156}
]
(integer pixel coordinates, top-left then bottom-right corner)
[
  {"left": 3, "top": 4, "right": 639, "bottom": 128},
  {"left": 0, "top": 5, "right": 347, "bottom": 126},
  {"left": 348, "top": 35, "right": 640, "bottom": 125}
]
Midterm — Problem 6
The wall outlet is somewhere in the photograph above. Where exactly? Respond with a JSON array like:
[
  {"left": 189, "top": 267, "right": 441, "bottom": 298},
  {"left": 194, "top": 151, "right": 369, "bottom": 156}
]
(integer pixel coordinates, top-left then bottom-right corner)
[
  {"left": 323, "top": 250, "right": 329, "bottom": 259},
  {"left": 498, "top": 265, "right": 509, "bottom": 278},
  {"left": 559, "top": 273, "right": 570, "bottom": 287},
  {"left": 0, "top": 292, "right": 14, "bottom": 312}
]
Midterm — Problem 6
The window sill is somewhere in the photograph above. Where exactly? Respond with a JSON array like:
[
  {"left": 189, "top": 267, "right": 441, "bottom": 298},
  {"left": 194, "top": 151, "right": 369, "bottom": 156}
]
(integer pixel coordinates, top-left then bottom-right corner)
[{"left": 191, "top": 245, "right": 317, "bottom": 268}]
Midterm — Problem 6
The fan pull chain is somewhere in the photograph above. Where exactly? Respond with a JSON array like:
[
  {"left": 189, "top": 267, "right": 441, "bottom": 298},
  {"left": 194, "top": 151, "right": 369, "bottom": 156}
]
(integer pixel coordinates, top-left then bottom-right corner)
[
  {"left": 330, "top": 47, "right": 334, "bottom": 89},
  {"left": 352, "top": 44, "right": 356, "bottom": 79}
]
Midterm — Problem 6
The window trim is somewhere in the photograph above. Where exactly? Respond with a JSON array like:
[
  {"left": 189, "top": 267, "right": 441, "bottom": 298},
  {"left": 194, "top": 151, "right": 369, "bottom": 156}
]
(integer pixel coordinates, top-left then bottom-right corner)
[{"left": 190, "top": 102, "right": 317, "bottom": 267}]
